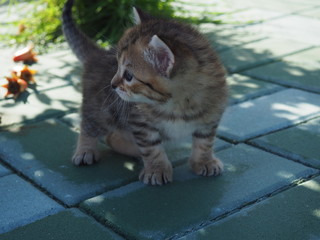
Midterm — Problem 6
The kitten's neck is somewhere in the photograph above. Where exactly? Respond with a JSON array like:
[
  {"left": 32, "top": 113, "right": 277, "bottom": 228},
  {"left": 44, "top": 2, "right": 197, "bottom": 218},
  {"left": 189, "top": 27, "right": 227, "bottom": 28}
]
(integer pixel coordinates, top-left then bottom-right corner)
[{"left": 149, "top": 76, "right": 209, "bottom": 117}]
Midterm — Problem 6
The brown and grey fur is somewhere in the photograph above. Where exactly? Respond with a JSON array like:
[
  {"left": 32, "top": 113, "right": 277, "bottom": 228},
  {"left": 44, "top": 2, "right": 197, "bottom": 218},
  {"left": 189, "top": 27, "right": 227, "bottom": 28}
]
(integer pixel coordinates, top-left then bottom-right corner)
[{"left": 62, "top": 0, "right": 228, "bottom": 185}]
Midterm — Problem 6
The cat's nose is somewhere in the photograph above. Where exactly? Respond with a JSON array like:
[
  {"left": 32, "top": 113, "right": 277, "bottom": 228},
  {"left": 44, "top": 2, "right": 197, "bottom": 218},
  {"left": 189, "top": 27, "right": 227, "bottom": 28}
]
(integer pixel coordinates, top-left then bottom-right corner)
[{"left": 111, "top": 75, "right": 120, "bottom": 89}]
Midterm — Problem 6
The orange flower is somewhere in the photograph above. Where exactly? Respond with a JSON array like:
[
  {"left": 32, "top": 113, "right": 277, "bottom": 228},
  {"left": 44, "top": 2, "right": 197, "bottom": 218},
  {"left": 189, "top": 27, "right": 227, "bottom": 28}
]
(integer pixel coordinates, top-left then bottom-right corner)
[
  {"left": 12, "top": 65, "right": 37, "bottom": 84},
  {"left": 2, "top": 76, "right": 28, "bottom": 99},
  {"left": 18, "top": 23, "right": 26, "bottom": 34},
  {"left": 13, "top": 44, "right": 38, "bottom": 63}
]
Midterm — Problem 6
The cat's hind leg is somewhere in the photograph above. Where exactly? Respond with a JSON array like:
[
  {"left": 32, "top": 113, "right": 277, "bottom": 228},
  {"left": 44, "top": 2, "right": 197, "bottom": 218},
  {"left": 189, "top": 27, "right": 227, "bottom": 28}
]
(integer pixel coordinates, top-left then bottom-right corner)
[
  {"left": 106, "top": 130, "right": 141, "bottom": 158},
  {"left": 73, "top": 132, "right": 100, "bottom": 165}
]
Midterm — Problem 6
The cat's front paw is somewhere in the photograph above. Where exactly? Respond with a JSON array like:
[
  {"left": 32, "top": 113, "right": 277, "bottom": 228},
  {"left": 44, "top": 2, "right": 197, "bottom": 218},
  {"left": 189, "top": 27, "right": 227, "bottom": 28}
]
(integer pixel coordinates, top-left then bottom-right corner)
[
  {"left": 72, "top": 148, "right": 100, "bottom": 166},
  {"left": 139, "top": 161, "right": 173, "bottom": 186},
  {"left": 190, "top": 156, "right": 223, "bottom": 176}
]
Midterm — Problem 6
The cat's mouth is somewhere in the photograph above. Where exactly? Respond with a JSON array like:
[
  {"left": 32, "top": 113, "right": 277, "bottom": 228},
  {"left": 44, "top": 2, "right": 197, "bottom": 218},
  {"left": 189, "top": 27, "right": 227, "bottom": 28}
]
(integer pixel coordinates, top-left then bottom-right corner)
[{"left": 115, "top": 88, "right": 131, "bottom": 101}]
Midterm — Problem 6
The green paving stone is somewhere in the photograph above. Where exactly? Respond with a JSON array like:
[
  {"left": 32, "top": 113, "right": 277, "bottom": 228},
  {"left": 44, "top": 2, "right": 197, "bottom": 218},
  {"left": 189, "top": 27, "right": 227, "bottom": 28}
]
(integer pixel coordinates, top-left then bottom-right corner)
[
  {"left": 0, "top": 120, "right": 141, "bottom": 206},
  {"left": 35, "top": 49, "right": 81, "bottom": 91},
  {"left": 223, "top": 0, "right": 315, "bottom": 13},
  {"left": 59, "top": 112, "right": 81, "bottom": 131},
  {"left": 284, "top": 46, "right": 320, "bottom": 63},
  {"left": 200, "top": 24, "right": 270, "bottom": 52},
  {"left": 0, "top": 84, "right": 80, "bottom": 127},
  {"left": 219, "top": 38, "right": 310, "bottom": 72},
  {"left": 0, "top": 209, "right": 123, "bottom": 240},
  {"left": 266, "top": 15, "right": 320, "bottom": 45},
  {"left": 218, "top": 8, "right": 284, "bottom": 25},
  {"left": 218, "top": 89, "right": 320, "bottom": 142},
  {"left": 0, "top": 120, "right": 229, "bottom": 206},
  {"left": 252, "top": 117, "right": 320, "bottom": 169},
  {"left": 80, "top": 144, "right": 316, "bottom": 240},
  {"left": 181, "top": 176, "right": 320, "bottom": 240},
  {"left": 171, "top": 0, "right": 233, "bottom": 21},
  {"left": 244, "top": 47, "right": 320, "bottom": 93},
  {"left": 227, "top": 74, "right": 284, "bottom": 104},
  {"left": 0, "top": 164, "right": 11, "bottom": 177},
  {"left": 0, "top": 174, "right": 63, "bottom": 234}
]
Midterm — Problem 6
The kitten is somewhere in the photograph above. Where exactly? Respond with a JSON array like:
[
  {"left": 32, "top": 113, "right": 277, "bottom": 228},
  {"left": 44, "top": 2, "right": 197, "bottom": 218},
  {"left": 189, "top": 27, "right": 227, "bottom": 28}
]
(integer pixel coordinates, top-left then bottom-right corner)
[{"left": 62, "top": 0, "right": 228, "bottom": 185}]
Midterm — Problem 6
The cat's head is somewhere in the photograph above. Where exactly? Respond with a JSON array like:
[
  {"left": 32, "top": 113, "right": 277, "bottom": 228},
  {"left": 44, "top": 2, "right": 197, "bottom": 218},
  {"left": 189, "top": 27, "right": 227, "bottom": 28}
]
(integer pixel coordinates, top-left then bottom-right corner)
[{"left": 111, "top": 8, "right": 174, "bottom": 104}]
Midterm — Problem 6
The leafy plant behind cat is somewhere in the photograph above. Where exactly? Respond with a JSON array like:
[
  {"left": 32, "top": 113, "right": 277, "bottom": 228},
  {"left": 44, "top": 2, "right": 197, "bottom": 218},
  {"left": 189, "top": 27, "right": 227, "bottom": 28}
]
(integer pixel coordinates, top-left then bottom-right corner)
[{"left": 1, "top": 0, "right": 224, "bottom": 53}]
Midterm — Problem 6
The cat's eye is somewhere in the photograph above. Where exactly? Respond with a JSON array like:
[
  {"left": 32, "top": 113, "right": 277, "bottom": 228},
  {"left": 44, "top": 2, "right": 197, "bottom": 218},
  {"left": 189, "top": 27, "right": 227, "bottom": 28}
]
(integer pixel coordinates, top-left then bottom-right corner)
[{"left": 123, "top": 70, "right": 133, "bottom": 82}]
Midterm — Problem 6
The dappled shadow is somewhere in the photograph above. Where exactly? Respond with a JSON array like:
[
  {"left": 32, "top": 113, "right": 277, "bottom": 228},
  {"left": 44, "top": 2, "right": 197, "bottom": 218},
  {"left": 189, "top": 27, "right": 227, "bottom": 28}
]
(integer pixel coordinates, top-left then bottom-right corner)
[
  {"left": 251, "top": 117, "right": 320, "bottom": 169},
  {"left": 0, "top": 50, "right": 82, "bottom": 128},
  {"left": 243, "top": 52, "right": 320, "bottom": 93},
  {"left": 0, "top": 2, "right": 319, "bottom": 238},
  {"left": 184, "top": 176, "right": 320, "bottom": 240},
  {"left": 200, "top": 11, "right": 320, "bottom": 146},
  {"left": 0, "top": 120, "right": 141, "bottom": 205},
  {"left": 0, "top": 3, "right": 319, "bottom": 129},
  {"left": 218, "top": 88, "right": 320, "bottom": 142},
  {"left": 80, "top": 143, "right": 317, "bottom": 240}
]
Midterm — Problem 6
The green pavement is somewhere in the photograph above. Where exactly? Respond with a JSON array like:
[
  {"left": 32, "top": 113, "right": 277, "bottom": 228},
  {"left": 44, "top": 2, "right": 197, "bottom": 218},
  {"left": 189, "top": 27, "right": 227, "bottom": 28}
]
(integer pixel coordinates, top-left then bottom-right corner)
[
  {"left": 180, "top": 176, "right": 320, "bottom": 240},
  {"left": 0, "top": 0, "right": 319, "bottom": 239},
  {"left": 0, "top": 209, "right": 123, "bottom": 240}
]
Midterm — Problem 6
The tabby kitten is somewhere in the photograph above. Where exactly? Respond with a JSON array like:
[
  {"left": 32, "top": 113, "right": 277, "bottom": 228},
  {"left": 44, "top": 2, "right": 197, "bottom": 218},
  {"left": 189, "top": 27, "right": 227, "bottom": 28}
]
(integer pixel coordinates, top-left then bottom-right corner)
[{"left": 62, "top": 0, "right": 228, "bottom": 185}]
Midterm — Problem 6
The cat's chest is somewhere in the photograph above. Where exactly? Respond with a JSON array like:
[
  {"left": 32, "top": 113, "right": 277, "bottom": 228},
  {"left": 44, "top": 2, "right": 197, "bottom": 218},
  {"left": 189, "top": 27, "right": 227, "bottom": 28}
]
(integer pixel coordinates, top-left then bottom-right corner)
[{"left": 157, "top": 120, "right": 197, "bottom": 140}]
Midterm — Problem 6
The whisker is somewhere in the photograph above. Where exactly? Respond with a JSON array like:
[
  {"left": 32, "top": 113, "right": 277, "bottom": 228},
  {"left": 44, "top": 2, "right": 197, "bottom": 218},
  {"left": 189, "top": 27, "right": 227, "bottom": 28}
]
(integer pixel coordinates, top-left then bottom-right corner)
[
  {"left": 95, "top": 84, "right": 112, "bottom": 97},
  {"left": 100, "top": 90, "right": 117, "bottom": 112},
  {"left": 108, "top": 96, "right": 120, "bottom": 109}
]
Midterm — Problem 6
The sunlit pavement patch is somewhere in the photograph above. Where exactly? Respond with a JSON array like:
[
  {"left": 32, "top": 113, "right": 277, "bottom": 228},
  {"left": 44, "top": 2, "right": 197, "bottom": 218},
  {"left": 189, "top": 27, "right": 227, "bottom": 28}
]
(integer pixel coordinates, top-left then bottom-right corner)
[
  {"left": 0, "top": 84, "right": 81, "bottom": 127},
  {"left": 251, "top": 117, "right": 320, "bottom": 169},
  {"left": 181, "top": 176, "right": 320, "bottom": 240},
  {"left": 0, "top": 175, "right": 63, "bottom": 234},
  {"left": 219, "top": 38, "right": 311, "bottom": 73},
  {"left": 80, "top": 144, "right": 316, "bottom": 240},
  {"left": 227, "top": 74, "right": 284, "bottom": 105},
  {"left": 218, "top": 89, "right": 320, "bottom": 142},
  {"left": 244, "top": 47, "right": 320, "bottom": 93}
]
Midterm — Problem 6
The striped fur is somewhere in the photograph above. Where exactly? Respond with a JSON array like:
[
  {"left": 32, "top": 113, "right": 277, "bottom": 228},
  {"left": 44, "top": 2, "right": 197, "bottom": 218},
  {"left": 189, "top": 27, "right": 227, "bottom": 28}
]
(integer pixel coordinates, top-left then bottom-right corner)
[{"left": 62, "top": 1, "right": 228, "bottom": 185}]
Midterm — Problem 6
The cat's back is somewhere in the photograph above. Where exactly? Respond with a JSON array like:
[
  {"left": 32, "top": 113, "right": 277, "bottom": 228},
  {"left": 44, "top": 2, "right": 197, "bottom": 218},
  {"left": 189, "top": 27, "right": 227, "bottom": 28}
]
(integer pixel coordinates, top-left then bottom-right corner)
[{"left": 82, "top": 47, "right": 118, "bottom": 92}]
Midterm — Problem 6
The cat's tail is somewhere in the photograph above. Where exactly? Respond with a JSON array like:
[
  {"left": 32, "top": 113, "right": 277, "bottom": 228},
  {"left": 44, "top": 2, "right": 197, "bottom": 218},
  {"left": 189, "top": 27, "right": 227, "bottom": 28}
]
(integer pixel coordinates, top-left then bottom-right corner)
[{"left": 62, "top": 0, "right": 102, "bottom": 63}]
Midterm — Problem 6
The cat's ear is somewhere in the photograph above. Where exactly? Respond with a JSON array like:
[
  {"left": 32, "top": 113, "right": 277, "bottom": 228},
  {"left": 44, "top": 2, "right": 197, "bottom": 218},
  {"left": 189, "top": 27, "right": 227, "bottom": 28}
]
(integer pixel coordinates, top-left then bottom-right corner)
[
  {"left": 132, "top": 7, "right": 153, "bottom": 25},
  {"left": 144, "top": 35, "right": 175, "bottom": 78}
]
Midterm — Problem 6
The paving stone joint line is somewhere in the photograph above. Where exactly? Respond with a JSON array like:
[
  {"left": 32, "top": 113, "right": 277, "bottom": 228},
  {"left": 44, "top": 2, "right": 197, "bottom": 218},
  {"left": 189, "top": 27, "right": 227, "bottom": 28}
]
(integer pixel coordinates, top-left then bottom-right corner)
[
  {"left": 0, "top": 157, "right": 69, "bottom": 208},
  {"left": 1, "top": 1, "right": 320, "bottom": 239},
  {"left": 248, "top": 140, "right": 320, "bottom": 170},
  {"left": 168, "top": 171, "right": 320, "bottom": 240},
  {"left": 232, "top": 45, "right": 317, "bottom": 73}
]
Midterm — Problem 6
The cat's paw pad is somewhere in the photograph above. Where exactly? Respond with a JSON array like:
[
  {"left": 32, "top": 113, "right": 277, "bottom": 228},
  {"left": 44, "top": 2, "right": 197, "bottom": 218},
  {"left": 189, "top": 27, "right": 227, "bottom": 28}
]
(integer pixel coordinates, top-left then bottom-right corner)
[
  {"left": 139, "top": 163, "right": 173, "bottom": 186},
  {"left": 191, "top": 157, "right": 223, "bottom": 176},
  {"left": 72, "top": 149, "right": 100, "bottom": 166}
]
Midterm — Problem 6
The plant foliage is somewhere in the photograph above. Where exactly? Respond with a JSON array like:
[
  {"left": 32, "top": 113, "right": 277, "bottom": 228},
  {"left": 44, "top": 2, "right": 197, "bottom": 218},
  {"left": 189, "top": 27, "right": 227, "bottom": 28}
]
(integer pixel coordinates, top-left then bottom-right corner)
[{"left": 0, "top": 0, "right": 224, "bottom": 52}]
